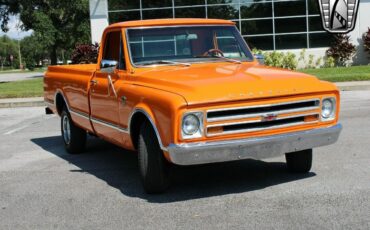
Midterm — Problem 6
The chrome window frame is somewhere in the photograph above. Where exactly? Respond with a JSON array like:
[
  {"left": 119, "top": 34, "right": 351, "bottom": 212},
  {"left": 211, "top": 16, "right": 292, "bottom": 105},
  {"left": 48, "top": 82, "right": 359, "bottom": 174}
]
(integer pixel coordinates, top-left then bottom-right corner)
[{"left": 124, "top": 24, "right": 254, "bottom": 68}]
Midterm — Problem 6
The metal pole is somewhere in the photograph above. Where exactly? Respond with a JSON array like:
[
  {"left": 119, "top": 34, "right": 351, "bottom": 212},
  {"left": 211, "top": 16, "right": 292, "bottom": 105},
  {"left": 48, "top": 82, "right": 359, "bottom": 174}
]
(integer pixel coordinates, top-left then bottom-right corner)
[
  {"left": 16, "top": 17, "right": 22, "bottom": 69},
  {"left": 18, "top": 39, "right": 22, "bottom": 69}
]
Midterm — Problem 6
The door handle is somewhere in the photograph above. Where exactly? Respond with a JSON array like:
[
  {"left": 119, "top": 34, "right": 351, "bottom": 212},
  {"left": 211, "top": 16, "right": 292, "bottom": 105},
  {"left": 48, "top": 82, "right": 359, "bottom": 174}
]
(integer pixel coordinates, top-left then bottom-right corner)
[
  {"left": 90, "top": 80, "right": 98, "bottom": 85},
  {"left": 107, "top": 74, "right": 117, "bottom": 98}
]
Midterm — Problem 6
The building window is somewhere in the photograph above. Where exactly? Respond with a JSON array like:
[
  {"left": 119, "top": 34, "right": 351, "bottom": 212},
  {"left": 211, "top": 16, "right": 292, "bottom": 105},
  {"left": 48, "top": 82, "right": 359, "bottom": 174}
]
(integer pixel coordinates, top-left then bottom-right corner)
[{"left": 107, "top": 0, "right": 331, "bottom": 50}]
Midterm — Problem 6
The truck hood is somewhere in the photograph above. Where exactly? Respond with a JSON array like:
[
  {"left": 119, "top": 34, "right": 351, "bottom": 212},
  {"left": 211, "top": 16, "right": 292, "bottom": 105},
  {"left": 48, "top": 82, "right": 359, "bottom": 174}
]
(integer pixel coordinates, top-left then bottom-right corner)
[{"left": 131, "top": 62, "right": 337, "bottom": 105}]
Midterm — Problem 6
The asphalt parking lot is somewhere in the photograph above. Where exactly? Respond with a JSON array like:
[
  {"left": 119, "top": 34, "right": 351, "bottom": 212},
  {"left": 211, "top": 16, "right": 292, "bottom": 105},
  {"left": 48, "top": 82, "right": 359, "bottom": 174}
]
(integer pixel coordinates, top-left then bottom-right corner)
[{"left": 0, "top": 91, "right": 370, "bottom": 229}]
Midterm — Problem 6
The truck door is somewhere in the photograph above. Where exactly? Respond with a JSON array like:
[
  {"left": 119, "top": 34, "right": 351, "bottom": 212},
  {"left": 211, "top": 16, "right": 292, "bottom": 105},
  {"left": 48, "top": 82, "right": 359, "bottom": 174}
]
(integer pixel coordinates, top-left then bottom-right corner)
[{"left": 89, "top": 30, "right": 126, "bottom": 145}]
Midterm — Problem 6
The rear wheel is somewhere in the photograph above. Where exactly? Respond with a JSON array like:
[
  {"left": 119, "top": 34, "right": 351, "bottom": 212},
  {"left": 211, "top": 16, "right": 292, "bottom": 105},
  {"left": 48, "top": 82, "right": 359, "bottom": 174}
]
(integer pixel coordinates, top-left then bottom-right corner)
[
  {"left": 138, "top": 120, "right": 170, "bottom": 193},
  {"left": 285, "top": 149, "right": 312, "bottom": 173},
  {"left": 61, "top": 109, "right": 86, "bottom": 154}
]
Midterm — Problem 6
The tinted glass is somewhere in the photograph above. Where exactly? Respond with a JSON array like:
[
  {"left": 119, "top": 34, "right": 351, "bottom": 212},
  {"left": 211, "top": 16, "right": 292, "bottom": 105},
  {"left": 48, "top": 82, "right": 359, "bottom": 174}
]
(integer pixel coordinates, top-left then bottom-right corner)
[
  {"left": 308, "top": 0, "right": 320, "bottom": 14},
  {"left": 142, "top": 9, "right": 173, "bottom": 19},
  {"left": 240, "top": 2, "right": 272, "bottom": 18},
  {"left": 108, "top": 0, "right": 140, "bottom": 10},
  {"left": 207, "top": 5, "right": 239, "bottom": 20},
  {"left": 309, "top": 33, "right": 333, "bottom": 48},
  {"left": 103, "top": 31, "right": 121, "bottom": 61},
  {"left": 109, "top": 11, "right": 141, "bottom": 24},
  {"left": 241, "top": 19, "right": 273, "bottom": 35},
  {"left": 274, "top": 0, "right": 306, "bottom": 17},
  {"left": 208, "top": 0, "right": 239, "bottom": 4},
  {"left": 142, "top": 0, "right": 172, "bottom": 8},
  {"left": 245, "top": 36, "right": 274, "bottom": 50},
  {"left": 175, "top": 0, "right": 205, "bottom": 6},
  {"left": 275, "top": 17, "right": 307, "bottom": 33},
  {"left": 175, "top": 7, "right": 206, "bottom": 18},
  {"left": 127, "top": 26, "right": 254, "bottom": 65},
  {"left": 309, "top": 16, "right": 324, "bottom": 31},
  {"left": 275, "top": 34, "right": 307, "bottom": 49}
]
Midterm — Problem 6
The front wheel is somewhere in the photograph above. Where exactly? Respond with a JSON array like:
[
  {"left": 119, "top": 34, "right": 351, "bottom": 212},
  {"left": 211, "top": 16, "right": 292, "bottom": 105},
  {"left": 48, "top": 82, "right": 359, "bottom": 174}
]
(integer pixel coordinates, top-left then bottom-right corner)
[
  {"left": 61, "top": 110, "right": 86, "bottom": 154},
  {"left": 138, "top": 120, "right": 170, "bottom": 193},
  {"left": 285, "top": 149, "right": 312, "bottom": 173}
]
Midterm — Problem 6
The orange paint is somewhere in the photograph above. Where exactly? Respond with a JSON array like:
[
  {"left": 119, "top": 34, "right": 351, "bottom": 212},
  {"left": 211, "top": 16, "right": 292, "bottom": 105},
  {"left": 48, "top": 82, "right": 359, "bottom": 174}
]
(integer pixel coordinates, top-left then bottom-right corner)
[{"left": 44, "top": 19, "right": 340, "bottom": 161}]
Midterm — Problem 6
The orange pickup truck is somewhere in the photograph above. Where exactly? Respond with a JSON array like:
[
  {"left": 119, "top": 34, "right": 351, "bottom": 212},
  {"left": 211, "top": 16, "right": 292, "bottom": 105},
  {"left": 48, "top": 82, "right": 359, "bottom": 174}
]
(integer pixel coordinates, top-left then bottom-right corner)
[{"left": 44, "top": 19, "right": 342, "bottom": 193}]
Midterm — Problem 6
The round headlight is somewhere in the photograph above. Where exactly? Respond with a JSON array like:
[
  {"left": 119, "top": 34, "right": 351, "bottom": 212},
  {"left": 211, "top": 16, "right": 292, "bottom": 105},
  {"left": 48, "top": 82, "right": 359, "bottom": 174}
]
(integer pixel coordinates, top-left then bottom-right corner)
[
  {"left": 322, "top": 98, "right": 334, "bottom": 119},
  {"left": 182, "top": 114, "right": 200, "bottom": 135}
]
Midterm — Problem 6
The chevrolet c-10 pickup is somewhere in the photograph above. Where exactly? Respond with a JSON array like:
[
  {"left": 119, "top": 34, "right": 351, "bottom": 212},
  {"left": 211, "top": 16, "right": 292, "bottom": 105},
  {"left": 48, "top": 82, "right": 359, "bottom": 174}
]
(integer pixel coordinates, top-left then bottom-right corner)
[{"left": 44, "top": 19, "right": 342, "bottom": 193}]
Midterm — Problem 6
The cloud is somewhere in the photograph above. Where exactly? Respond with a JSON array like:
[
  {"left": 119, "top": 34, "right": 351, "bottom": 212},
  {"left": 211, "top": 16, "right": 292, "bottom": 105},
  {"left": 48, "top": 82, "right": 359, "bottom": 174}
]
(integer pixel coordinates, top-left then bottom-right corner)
[{"left": 0, "top": 15, "right": 33, "bottom": 40}]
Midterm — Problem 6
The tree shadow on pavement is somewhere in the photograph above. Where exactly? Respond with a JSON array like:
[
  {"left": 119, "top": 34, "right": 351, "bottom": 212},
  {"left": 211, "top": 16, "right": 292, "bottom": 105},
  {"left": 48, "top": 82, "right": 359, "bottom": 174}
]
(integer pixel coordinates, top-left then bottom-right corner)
[{"left": 31, "top": 135, "right": 316, "bottom": 203}]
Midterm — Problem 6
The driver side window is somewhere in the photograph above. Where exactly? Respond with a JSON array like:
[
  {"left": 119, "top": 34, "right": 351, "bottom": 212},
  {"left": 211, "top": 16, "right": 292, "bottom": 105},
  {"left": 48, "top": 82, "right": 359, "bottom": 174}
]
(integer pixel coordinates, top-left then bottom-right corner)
[{"left": 102, "top": 31, "right": 125, "bottom": 70}]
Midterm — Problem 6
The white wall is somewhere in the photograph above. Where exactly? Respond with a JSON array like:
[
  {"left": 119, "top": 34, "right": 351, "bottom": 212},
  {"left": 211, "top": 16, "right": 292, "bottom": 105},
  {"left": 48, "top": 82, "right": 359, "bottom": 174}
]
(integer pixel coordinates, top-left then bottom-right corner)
[
  {"left": 88, "top": 0, "right": 370, "bottom": 64},
  {"left": 348, "top": 0, "right": 370, "bottom": 65},
  {"left": 89, "top": 0, "right": 109, "bottom": 44}
]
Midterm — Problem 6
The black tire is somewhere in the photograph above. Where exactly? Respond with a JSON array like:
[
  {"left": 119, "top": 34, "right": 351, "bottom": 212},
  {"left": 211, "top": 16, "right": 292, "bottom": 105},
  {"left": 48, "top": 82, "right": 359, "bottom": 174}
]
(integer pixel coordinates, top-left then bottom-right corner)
[
  {"left": 61, "top": 109, "right": 86, "bottom": 154},
  {"left": 138, "top": 120, "right": 170, "bottom": 193},
  {"left": 285, "top": 149, "right": 312, "bottom": 173}
]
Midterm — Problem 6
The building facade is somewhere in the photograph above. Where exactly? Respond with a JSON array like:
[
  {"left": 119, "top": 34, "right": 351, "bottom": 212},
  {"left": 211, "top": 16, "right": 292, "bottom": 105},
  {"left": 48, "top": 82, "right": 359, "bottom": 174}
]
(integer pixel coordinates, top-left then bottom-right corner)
[{"left": 89, "top": 0, "right": 370, "bottom": 64}]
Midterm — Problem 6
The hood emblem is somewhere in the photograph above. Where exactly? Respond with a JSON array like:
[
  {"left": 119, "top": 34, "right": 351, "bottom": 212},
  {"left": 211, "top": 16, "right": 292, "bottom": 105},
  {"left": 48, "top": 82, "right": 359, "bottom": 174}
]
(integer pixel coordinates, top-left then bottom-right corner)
[{"left": 262, "top": 113, "right": 278, "bottom": 122}]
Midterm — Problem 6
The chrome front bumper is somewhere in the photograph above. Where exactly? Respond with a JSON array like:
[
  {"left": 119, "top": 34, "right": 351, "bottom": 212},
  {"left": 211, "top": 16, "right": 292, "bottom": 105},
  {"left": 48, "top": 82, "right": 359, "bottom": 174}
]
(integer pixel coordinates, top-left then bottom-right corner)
[{"left": 167, "top": 124, "right": 342, "bottom": 165}]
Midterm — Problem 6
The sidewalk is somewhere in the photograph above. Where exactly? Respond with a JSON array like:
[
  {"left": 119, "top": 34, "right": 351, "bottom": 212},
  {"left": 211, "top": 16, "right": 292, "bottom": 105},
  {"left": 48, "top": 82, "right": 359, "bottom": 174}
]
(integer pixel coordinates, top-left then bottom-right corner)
[
  {"left": 0, "top": 81, "right": 370, "bottom": 108},
  {"left": 0, "top": 97, "right": 44, "bottom": 108}
]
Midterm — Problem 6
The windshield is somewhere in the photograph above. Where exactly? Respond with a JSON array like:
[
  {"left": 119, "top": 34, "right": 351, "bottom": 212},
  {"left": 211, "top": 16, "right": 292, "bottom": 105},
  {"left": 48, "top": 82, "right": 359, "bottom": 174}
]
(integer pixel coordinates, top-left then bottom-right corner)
[{"left": 127, "top": 26, "right": 254, "bottom": 66}]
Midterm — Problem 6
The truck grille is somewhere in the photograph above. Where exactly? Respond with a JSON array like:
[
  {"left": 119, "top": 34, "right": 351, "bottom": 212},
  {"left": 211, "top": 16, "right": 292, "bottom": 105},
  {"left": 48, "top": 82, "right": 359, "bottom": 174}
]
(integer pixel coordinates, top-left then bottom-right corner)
[{"left": 206, "top": 99, "right": 320, "bottom": 137}]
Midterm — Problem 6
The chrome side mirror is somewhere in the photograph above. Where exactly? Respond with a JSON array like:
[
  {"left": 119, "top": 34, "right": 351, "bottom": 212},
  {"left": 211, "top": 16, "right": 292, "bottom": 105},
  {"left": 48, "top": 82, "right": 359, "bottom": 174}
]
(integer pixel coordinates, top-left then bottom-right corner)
[
  {"left": 100, "top": 59, "right": 118, "bottom": 73},
  {"left": 254, "top": 54, "right": 265, "bottom": 65}
]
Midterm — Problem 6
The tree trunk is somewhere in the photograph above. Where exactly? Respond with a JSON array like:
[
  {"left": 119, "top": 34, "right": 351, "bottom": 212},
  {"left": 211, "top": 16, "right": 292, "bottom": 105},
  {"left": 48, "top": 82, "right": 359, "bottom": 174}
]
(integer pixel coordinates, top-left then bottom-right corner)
[{"left": 50, "top": 47, "right": 58, "bottom": 65}]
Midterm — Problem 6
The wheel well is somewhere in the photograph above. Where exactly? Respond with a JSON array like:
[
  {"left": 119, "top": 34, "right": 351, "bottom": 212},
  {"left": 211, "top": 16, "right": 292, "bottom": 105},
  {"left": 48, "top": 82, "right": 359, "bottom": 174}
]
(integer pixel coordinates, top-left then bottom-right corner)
[
  {"left": 130, "top": 112, "right": 150, "bottom": 150},
  {"left": 55, "top": 93, "right": 66, "bottom": 115}
]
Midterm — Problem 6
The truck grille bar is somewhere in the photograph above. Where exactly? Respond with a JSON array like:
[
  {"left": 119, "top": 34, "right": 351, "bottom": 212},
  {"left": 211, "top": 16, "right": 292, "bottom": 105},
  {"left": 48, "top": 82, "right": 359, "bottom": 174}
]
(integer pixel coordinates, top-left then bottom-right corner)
[{"left": 206, "top": 99, "right": 320, "bottom": 137}]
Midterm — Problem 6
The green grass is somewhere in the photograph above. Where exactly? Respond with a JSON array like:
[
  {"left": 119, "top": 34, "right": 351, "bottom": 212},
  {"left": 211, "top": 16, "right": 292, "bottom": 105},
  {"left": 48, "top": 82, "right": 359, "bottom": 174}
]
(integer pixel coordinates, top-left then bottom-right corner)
[
  {"left": 0, "top": 68, "right": 46, "bottom": 74},
  {"left": 0, "top": 65, "right": 369, "bottom": 99},
  {"left": 299, "top": 65, "right": 370, "bottom": 82},
  {"left": 0, "top": 78, "right": 43, "bottom": 99}
]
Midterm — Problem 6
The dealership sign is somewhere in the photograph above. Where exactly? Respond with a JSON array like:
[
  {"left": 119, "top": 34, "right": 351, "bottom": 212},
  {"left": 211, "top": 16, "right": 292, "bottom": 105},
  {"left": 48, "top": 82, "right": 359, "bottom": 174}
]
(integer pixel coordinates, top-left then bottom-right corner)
[{"left": 318, "top": 0, "right": 360, "bottom": 33}]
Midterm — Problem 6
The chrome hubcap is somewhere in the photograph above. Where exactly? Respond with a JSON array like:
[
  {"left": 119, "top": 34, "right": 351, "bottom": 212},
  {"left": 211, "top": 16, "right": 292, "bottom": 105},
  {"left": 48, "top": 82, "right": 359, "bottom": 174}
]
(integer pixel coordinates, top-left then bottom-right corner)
[{"left": 62, "top": 115, "right": 71, "bottom": 145}]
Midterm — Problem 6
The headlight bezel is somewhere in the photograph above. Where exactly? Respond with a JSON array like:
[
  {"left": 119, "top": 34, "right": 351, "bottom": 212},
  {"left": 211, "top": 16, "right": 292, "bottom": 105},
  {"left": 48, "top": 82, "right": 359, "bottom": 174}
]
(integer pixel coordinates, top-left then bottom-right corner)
[
  {"left": 181, "top": 112, "right": 204, "bottom": 139},
  {"left": 321, "top": 97, "right": 336, "bottom": 121}
]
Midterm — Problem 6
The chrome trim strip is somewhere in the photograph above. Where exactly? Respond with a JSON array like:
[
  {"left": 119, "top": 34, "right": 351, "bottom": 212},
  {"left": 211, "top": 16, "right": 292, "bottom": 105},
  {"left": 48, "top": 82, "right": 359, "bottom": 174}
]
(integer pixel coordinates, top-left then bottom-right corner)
[
  {"left": 207, "top": 98, "right": 320, "bottom": 113},
  {"left": 128, "top": 108, "right": 167, "bottom": 151},
  {"left": 91, "top": 117, "right": 129, "bottom": 134},
  {"left": 125, "top": 25, "right": 253, "bottom": 69},
  {"left": 207, "top": 112, "right": 319, "bottom": 128},
  {"left": 167, "top": 124, "right": 342, "bottom": 165},
  {"left": 70, "top": 109, "right": 90, "bottom": 120},
  {"left": 206, "top": 98, "right": 320, "bottom": 122},
  {"left": 207, "top": 106, "right": 320, "bottom": 122},
  {"left": 206, "top": 120, "right": 319, "bottom": 137},
  {"left": 54, "top": 90, "right": 70, "bottom": 113}
]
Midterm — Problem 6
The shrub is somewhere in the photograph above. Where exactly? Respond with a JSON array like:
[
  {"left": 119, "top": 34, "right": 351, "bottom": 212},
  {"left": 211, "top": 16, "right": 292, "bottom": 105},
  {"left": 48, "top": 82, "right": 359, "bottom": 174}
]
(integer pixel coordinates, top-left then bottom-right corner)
[
  {"left": 326, "top": 34, "right": 356, "bottom": 66},
  {"left": 71, "top": 43, "right": 99, "bottom": 64},
  {"left": 324, "top": 56, "right": 335, "bottom": 68},
  {"left": 315, "top": 57, "right": 322, "bottom": 67},
  {"left": 251, "top": 48, "right": 263, "bottom": 55},
  {"left": 264, "top": 51, "right": 283, "bottom": 67},
  {"left": 282, "top": 52, "right": 298, "bottom": 70},
  {"left": 251, "top": 49, "right": 297, "bottom": 70},
  {"left": 363, "top": 27, "right": 370, "bottom": 59}
]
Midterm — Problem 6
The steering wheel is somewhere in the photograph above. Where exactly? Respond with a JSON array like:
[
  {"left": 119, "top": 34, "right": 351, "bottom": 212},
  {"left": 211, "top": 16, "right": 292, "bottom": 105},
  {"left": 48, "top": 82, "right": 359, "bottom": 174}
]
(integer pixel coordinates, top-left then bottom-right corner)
[{"left": 202, "top": 49, "right": 224, "bottom": 57}]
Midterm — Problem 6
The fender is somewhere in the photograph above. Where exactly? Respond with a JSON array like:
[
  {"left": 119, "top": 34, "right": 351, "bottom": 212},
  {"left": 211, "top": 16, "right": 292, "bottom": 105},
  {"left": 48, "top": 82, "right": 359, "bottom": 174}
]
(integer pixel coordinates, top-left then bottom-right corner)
[{"left": 128, "top": 107, "right": 167, "bottom": 152}]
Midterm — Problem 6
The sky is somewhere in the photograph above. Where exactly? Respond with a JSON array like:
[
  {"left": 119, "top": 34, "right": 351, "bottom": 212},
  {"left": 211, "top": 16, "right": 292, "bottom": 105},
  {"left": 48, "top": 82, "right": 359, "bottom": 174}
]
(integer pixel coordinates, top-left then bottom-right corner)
[{"left": 0, "top": 15, "right": 33, "bottom": 40}]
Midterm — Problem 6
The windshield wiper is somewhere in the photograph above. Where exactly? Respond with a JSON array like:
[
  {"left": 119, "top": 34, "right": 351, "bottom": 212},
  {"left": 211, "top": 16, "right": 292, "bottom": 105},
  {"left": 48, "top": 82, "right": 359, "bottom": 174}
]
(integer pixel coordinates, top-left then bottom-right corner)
[{"left": 137, "top": 60, "right": 191, "bottom": 67}]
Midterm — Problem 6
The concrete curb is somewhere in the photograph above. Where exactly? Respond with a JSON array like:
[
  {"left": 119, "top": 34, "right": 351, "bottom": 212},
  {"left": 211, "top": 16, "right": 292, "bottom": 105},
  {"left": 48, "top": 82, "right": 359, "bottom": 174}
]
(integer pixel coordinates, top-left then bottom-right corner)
[
  {"left": 1, "top": 82, "right": 370, "bottom": 108},
  {"left": 0, "top": 97, "right": 45, "bottom": 108}
]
